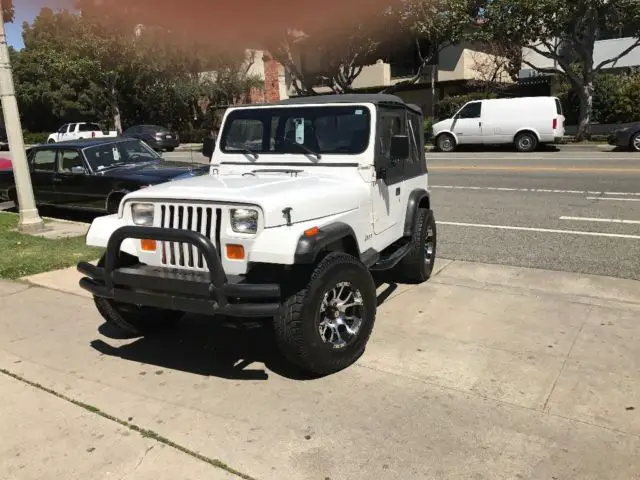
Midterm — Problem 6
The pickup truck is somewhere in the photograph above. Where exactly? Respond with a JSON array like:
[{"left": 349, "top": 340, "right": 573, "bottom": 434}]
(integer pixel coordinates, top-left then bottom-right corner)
[{"left": 47, "top": 123, "right": 118, "bottom": 144}]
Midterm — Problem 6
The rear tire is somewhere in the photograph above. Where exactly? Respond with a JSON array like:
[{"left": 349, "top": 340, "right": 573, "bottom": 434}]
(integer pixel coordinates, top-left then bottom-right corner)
[
  {"left": 630, "top": 132, "right": 640, "bottom": 152},
  {"left": 275, "top": 252, "right": 377, "bottom": 375},
  {"left": 515, "top": 132, "right": 538, "bottom": 152},
  {"left": 395, "top": 208, "right": 437, "bottom": 284},
  {"left": 435, "top": 133, "right": 456, "bottom": 152},
  {"left": 93, "top": 253, "right": 182, "bottom": 337}
]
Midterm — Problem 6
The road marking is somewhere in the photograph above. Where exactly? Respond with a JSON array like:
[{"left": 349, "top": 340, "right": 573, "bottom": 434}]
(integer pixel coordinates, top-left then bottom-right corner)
[
  {"left": 431, "top": 185, "right": 640, "bottom": 196},
  {"left": 586, "top": 196, "right": 640, "bottom": 202},
  {"left": 430, "top": 166, "right": 640, "bottom": 173},
  {"left": 559, "top": 216, "right": 640, "bottom": 225},
  {"left": 438, "top": 221, "right": 640, "bottom": 240}
]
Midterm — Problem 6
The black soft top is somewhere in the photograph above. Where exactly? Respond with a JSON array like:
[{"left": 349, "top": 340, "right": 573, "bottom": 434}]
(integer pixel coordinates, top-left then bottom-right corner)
[{"left": 240, "top": 93, "right": 423, "bottom": 115}]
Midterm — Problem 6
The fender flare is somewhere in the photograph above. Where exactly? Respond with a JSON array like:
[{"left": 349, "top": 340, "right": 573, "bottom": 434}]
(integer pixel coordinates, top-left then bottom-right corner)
[
  {"left": 294, "top": 222, "right": 360, "bottom": 264},
  {"left": 105, "top": 189, "right": 130, "bottom": 213},
  {"left": 403, "top": 189, "right": 431, "bottom": 237}
]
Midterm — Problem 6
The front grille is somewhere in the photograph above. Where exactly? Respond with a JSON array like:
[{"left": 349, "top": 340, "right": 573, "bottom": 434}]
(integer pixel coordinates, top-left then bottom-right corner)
[{"left": 158, "top": 203, "right": 222, "bottom": 269}]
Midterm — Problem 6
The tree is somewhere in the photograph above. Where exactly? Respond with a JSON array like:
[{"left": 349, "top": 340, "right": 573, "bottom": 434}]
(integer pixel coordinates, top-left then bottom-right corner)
[
  {"left": 2, "top": 0, "right": 13, "bottom": 23},
  {"left": 381, "top": 0, "right": 478, "bottom": 93},
  {"left": 477, "top": 0, "right": 640, "bottom": 140},
  {"left": 265, "top": 22, "right": 382, "bottom": 95},
  {"left": 467, "top": 39, "right": 522, "bottom": 94}
]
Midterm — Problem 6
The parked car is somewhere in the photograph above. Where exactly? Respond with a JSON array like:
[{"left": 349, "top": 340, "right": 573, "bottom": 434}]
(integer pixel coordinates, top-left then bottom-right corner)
[
  {"left": 608, "top": 123, "right": 640, "bottom": 152},
  {"left": 0, "top": 137, "right": 207, "bottom": 213},
  {"left": 0, "top": 157, "right": 10, "bottom": 170},
  {"left": 432, "top": 96, "right": 566, "bottom": 152},
  {"left": 47, "top": 122, "right": 118, "bottom": 143},
  {"left": 122, "top": 124, "right": 180, "bottom": 152}
]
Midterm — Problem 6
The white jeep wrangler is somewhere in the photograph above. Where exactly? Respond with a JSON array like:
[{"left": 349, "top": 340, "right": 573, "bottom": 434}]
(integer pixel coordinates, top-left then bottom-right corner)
[{"left": 78, "top": 94, "right": 437, "bottom": 375}]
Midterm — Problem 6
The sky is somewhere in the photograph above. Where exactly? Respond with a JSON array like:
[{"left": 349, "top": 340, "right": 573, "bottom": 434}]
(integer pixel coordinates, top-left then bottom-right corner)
[{"left": 6, "top": 0, "right": 73, "bottom": 49}]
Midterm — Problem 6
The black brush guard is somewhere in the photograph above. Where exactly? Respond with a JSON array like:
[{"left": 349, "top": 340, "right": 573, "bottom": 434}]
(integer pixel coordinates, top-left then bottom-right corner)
[{"left": 77, "top": 226, "right": 281, "bottom": 317}]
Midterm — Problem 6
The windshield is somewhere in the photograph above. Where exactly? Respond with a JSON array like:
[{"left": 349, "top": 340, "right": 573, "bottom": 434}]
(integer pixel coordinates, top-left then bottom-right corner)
[
  {"left": 83, "top": 139, "right": 160, "bottom": 171},
  {"left": 220, "top": 105, "right": 371, "bottom": 156}
]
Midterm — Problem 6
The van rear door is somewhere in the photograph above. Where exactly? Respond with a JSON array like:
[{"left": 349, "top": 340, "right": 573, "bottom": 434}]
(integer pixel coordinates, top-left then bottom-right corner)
[{"left": 553, "top": 97, "right": 565, "bottom": 138}]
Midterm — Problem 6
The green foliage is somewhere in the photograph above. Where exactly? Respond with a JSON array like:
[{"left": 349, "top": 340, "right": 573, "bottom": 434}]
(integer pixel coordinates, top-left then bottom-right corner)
[
  {"left": 435, "top": 92, "right": 497, "bottom": 119},
  {"left": 558, "top": 71, "right": 640, "bottom": 124},
  {"left": 22, "top": 131, "right": 49, "bottom": 145},
  {"left": 12, "top": 5, "right": 263, "bottom": 134},
  {"left": 475, "top": 0, "right": 640, "bottom": 138}
]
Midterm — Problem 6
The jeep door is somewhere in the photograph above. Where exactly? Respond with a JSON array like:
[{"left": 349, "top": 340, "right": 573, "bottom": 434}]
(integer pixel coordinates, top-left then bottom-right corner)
[{"left": 372, "top": 106, "right": 406, "bottom": 235}]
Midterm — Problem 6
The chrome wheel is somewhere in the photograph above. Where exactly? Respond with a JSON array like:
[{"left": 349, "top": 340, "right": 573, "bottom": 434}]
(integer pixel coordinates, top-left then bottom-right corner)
[
  {"left": 318, "top": 282, "right": 364, "bottom": 349},
  {"left": 518, "top": 136, "right": 533, "bottom": 150},
  {"left": 425, "top": 224, "right": 435, "bottom": 266},
  {"left": 437, "top": 134, "right": 455, "bottom": 152},
  {"left": 632, "top": 134, "right": 640, "bottom": 152}
]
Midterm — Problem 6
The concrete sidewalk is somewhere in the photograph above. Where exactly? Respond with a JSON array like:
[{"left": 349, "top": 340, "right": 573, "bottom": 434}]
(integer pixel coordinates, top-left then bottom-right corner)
[{"left": 1, "top": 260, "right": 640, "bottom": 479}]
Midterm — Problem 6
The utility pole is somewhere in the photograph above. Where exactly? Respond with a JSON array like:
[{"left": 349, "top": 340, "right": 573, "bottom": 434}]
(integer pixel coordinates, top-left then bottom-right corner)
[{"left": 0, "top": 1, "right": 44, "bottom": 232}]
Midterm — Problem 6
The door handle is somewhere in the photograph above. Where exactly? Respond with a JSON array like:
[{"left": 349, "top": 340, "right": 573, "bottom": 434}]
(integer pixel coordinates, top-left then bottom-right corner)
[
  {"left": 479, "top": 121, "right": 482, "bottom": 127},
  {"left": 395, "top": 187, "right": 401, "bottom": 196}
]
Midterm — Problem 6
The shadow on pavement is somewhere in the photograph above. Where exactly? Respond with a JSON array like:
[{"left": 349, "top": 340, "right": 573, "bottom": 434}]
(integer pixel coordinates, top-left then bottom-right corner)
[{"left": 89, "top": 282, "right": 400, "bottom": 381}]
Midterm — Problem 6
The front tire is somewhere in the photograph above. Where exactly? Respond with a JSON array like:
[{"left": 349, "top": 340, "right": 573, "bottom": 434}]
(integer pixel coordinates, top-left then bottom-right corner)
[
  {"left": 395, "top": 208, "right": 437, "bottom": 283},
  {"left": 630, "top": 132, "right": 640, "bottom": 152},
  {"left": 275, "top": 252, "right": 377, "bottom": 375},
  {"left": 435, "top": 133, "right": 456, "bottom": 152},
  {"left": 93, "top": 254, "right": 183, "bottom": 337},
  {"left": 47, "top": 139, "right": 55, "bottom": 144}
]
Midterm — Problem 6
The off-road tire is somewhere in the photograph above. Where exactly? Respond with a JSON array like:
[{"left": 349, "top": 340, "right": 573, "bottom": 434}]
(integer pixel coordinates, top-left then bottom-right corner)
[
  {"left": 275, "top": 252, "right": 377, "bottom": 375},
  {"left": 435, "top": 133, "right": 456, "bottom": 152},
  {"left": 395, "top": 208, "right": 437, "bottom": 284},
  {"left": 630, "top": 132, "right": 640, "bottom": 152},
  {"left": 514, "top": 131, "right": 538, "bottom": 152},
  {"left": 93, "top": 253, "right": 182, "bottom": 336}
]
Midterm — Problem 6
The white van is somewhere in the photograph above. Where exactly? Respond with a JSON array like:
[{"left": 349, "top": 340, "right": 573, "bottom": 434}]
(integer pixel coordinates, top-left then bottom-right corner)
[{"left": 432, "top": 96, "right": 565, "bottom": 152}]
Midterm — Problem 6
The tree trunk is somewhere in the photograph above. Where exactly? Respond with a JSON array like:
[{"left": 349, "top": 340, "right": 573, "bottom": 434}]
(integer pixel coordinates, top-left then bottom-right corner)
[
  {"left": 110, "top": 86, "right": 122, "bottom": 134},
  {"left": 575, "top": 81, "right": 594, "bottom": 141}
]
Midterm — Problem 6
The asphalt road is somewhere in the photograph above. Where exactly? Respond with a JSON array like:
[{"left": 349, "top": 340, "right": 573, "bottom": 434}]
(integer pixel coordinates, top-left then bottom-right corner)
[
  {"left": 5, "top": 148, "right": 639, "bottom": 280},
  {"left": 427, "top": 150, "right": 640, "bottom": 280}
]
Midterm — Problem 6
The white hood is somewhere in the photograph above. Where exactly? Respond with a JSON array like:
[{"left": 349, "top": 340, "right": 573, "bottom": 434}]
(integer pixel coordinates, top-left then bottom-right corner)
[
  {"left": 432, "top": 118, "right": 454, "bottom": 134},
  {"left": 123, "top": 171, "right": 367, "bottom": 227}
]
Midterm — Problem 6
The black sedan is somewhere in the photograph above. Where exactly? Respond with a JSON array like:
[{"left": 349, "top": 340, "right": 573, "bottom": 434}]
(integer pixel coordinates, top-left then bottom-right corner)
[
  {"left": 0, "top": 137, "right": 207, "bottom": 214},
  {"left": 608, "top": 123, "right": 640, "bottom": 152},
  {"left": 122, "top": 124, "right": 180, "bottom": 152}
]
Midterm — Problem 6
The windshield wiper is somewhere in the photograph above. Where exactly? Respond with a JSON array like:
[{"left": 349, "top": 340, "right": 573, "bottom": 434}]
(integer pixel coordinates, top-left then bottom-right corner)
[
  {"left": 279, "top": 137, "right": 321, "bottom": 160},
  {"left": 247, "top": 168, "right": 303, "bottom": 176}
]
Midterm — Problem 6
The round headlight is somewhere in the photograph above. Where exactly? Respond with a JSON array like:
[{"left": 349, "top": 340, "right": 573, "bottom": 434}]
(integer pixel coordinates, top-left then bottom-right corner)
[
  {"left": 230, "top": 208, "right": 258, "bottom": 233},
  {"left": 131, "top": 203, "right": 155, "bottom": 226}
]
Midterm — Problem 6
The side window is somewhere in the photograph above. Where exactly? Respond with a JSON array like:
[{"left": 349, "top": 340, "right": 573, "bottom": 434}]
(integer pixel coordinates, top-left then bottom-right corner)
[
  {"left": 58, "top": 124, "right": 68, "bottom": 134},
  {"left": 79, "top": 123, "right": 100, "bottom": 132},
  {"left": 32, "top": 149, "right": 57, "bottom": 172},
  {"left": 57, "top": 149, "right": 84, "bottom": 173},
  {"left": 457, "top": 102, "right": 482, "bottom": 119},
  {"left": 377, "top": 108, "right": 405, "bottom": 167}
]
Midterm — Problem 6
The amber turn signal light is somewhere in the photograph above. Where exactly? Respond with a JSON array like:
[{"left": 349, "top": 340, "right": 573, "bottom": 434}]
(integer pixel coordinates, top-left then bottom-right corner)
[
  {"left": 304, "top": 227, "right": 319, "bottom": 237},
  {"left": 226, "top": 244, "right": 245, "bottom": 260},
  {"left": 140, "top": 239, "right": 157, "bottom": 252}
]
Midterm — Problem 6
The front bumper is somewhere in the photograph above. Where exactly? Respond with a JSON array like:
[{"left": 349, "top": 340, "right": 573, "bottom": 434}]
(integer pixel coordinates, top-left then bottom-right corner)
[
  {"left": 78, "top": 226, "right": 281, "bottom": 317},
  {"left": 153, "top": 137, "right": 180, "bottom": 149}
]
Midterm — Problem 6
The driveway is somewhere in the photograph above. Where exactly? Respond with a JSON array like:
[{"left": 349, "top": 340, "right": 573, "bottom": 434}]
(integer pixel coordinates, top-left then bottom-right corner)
[{"left": 2, "top": 259, "right": 640, "bottom": 479}]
